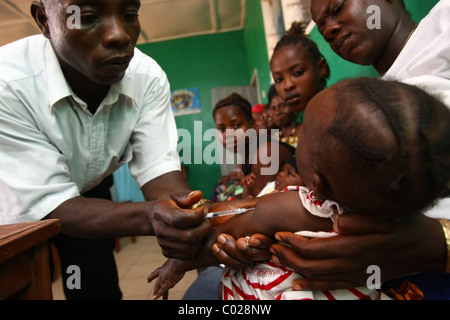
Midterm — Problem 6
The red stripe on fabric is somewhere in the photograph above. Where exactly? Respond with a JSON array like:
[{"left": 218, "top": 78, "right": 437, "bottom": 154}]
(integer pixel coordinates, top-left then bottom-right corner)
[
  {"left": 223, "top": 268, "right": 231, "bottom": 278},
  {"left": 321, "top": 290, "right": 336, "bottom": 300},
  {"left": 266, "top": 261, "right": 289, "bottom": 272},
  {"left": 222, "top": 285, "right": 234, "bottom": 300},
  {"left": 232, "top": 281, "right": 259, "bottom": 300},
  {"left": 348, "top": 288, "right": 372, "bottom": 300},
  {"left": 242, "top": 267, "right": 294, "bottom": 291}
]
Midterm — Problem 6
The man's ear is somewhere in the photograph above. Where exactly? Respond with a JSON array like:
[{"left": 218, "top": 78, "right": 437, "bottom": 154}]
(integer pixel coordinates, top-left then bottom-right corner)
[{"left": 31, "top": 1, "right": 50, "bottom": 38}]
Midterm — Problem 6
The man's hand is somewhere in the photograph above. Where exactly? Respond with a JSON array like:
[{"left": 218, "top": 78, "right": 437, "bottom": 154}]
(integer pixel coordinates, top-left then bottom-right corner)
[{"left": 148, "top": 190, "right": 212, "bottom": 260}]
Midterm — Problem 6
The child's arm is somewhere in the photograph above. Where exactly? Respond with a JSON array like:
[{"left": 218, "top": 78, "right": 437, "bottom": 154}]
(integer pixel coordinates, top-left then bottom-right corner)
[{"left": 147, "top": 191, "right": 333, "bottom": 299}]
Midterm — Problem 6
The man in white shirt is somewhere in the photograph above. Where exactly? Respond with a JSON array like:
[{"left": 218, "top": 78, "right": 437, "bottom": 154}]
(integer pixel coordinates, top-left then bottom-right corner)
[{"left": 0, "top": 0, "right": 212, "bottom": 299}]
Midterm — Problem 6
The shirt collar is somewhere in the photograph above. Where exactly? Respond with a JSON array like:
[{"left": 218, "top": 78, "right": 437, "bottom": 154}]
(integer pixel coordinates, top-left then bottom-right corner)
[
  {"left": 45, "top": 40, "right": 137, "bottom": 110},
  {"left": 45, "top": 41, "right": 73, "bottom": 108}
]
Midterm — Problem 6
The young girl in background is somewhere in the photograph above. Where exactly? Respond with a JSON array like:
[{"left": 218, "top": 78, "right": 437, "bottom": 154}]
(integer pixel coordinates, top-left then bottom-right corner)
[
  {"left": 270, "top": 22, "right": 330, "bottom": 118},
  {"left": 213, "top": 93, "right": 293, "bottom": 198}
]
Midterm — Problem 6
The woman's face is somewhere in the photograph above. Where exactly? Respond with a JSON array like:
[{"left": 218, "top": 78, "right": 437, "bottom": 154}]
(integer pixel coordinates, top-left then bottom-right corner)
[
  {"left": 310, "top": 0, "right": 397, "bottom": 66},
  {"left": 214, "top": 105, "right": 253, "bottom": 153},
  {"left": 269, "top": 95, "right": 296, "bottom": 128},
  {"left": 271, "top": 45, "right": 325, "bottom": 113}
]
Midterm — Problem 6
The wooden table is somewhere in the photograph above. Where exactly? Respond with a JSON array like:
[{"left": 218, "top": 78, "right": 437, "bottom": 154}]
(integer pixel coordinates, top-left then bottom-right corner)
[{"left": 0, "top": 219, "right": 60, "bottom": 300}]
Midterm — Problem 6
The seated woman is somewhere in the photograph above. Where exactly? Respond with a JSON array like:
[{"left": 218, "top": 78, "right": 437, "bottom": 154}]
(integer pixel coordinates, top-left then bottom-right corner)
[
  {"left": 148, "top": 78, "right": 450, "bottom": 300},
  {"left": 213, "top": 92, "right": 293, "bottom": 198}
]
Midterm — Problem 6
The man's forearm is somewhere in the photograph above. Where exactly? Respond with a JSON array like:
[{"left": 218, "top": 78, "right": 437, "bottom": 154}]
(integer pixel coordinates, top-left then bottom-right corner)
[
  {"left": 46, "top": 196, "right": 153, "bottom": 238},
  {"left": 141, "top": 170, "right": 192, "bottom": 201}
]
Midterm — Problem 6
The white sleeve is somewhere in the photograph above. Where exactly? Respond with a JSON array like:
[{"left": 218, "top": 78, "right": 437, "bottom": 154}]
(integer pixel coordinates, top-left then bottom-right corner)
[
  {"left": 0, "top": 88, "right": 79, "bottom": 224},
  {"left": 128, "top": 64, "right": 181, "bottom": 188}
]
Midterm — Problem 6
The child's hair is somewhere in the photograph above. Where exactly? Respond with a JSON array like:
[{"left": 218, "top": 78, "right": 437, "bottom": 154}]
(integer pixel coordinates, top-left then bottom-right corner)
[
  {"left": 273, "top": 22, "right": 331, "bottom": 87},
  {"left": 213, "top": 92, "right": 253, "bottom": 122},
  {"left": 285, "top": 155, "right": 298, "bottom": 173},
  {"left": 325, "top": 77, "right": 450, "bottom": 216}
]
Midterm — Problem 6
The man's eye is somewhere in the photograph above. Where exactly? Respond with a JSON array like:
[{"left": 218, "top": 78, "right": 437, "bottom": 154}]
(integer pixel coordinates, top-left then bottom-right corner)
[
  {"left": 81, "top": 13, "right": 100, "bottom": 23},
  {"left": 334, "top": 0, "right": 346, "bottom": 15},
  {"left": 124, "top": 12, "right": 139, "bottom": 21}
]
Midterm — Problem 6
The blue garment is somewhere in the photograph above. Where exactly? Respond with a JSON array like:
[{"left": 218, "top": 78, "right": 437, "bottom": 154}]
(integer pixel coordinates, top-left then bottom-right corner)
[{"left": 182, "top": 266, "right": 223, "bottom": 300}]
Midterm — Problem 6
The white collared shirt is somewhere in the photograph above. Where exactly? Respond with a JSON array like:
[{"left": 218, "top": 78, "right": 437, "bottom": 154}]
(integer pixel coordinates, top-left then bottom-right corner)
[
  {"left": 383, "top": 0, "right": 450, "bottom": 108},
  {"left": 382, "top": 0, "right": 450, "bottom": 220},
  {"left": 0, "top": 35, "right": 181, "bottom": 224}
]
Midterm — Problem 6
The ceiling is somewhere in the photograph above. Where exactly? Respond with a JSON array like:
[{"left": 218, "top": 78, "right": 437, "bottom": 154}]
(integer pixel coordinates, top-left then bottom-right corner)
[{"left": 0, "top": 0, "right": 247, "bottom": 47}]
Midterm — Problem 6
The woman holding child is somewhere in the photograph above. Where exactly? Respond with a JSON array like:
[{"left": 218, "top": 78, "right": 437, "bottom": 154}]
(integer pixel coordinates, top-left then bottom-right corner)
[{"left": 213, "top": 0, "right": 450, "bottom": 299}]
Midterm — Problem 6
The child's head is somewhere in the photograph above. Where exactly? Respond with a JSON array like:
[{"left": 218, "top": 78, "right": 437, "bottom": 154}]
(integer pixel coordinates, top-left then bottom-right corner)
[
  {"left": 275, "top": 156, "right": 303, "bottom": 191},
  {"left": 270, "top": 22, "right": 330, "bottom": 113},
  {"left": 252, "top": 104, "right": 268, "bottom": 133},
  {"left": 213, "top": 93, "right": 254, "bottom": 152},
  {"left": 296, "top": 77, "right": 450, "bottom": 219},
  {"left": 268, "top": 85, "right": 297, "bottom": 129},
  {"left": 261, "top": 104, "right": 274, "bottom": 131}
]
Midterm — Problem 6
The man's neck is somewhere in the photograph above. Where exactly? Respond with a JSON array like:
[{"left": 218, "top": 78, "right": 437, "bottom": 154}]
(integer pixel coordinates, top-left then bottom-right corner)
[
  {"left": 59, "top": 62, "right": 110, "bottom": 114},
  {"left": 69, "top": 77, "right": 110, "bottom": 115}
]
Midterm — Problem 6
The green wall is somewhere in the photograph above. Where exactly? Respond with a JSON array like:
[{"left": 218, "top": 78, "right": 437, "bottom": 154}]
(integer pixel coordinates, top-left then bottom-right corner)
[
  {"left": 243, "top": 0, "right": 272, "bottom": 101},
  {"left": 308, "top": 0, "right": 440, "bottom": 86},
  {"left": 136, "top": 0, "right": 270, "bottom": 198}
]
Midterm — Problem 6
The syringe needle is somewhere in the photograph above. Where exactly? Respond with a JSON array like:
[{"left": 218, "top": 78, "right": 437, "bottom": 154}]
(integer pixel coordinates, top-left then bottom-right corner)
[{"left": 204, "top": 207, "right": 255, "bottom": 219}]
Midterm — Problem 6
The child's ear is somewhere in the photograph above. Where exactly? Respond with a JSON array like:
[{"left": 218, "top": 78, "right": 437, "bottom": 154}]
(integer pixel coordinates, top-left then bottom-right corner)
[
  {"left": 312, "top": 171, "right": 326, "bottom": 196},
  {"left": 31, "top": 1, "right": 51, "bottom": 39}
]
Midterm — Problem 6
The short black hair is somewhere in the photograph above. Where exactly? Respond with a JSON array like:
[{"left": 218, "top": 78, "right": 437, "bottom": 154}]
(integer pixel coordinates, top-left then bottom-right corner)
[
  {"left": 213, "top": 92, "right": 253, "bottom": 122},
  {"left": 267, "top": 84, "right": 278, "bottom": 104}
]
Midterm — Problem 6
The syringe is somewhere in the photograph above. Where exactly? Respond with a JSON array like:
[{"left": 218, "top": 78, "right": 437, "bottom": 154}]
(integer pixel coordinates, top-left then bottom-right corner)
[{"left": 204, "top": 207, "right": 255, "bottom": 219}]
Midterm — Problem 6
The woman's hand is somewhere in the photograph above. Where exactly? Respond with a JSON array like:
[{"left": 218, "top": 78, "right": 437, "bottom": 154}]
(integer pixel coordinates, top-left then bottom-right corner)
[
  {"left": 212, "top": 233, "right": 274, "bottom": 269},
  {"left": 269, "top": 213, "right": 447, "bottom": 291}
]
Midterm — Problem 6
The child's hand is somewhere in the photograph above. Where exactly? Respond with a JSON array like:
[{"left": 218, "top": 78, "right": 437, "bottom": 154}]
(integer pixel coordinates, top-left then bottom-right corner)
[
  {"left": 147, "top": 259, "right": 186, "bottom": 300},
  {"left": 241, "top": 173, "right": 256, "bottom": 187}
]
